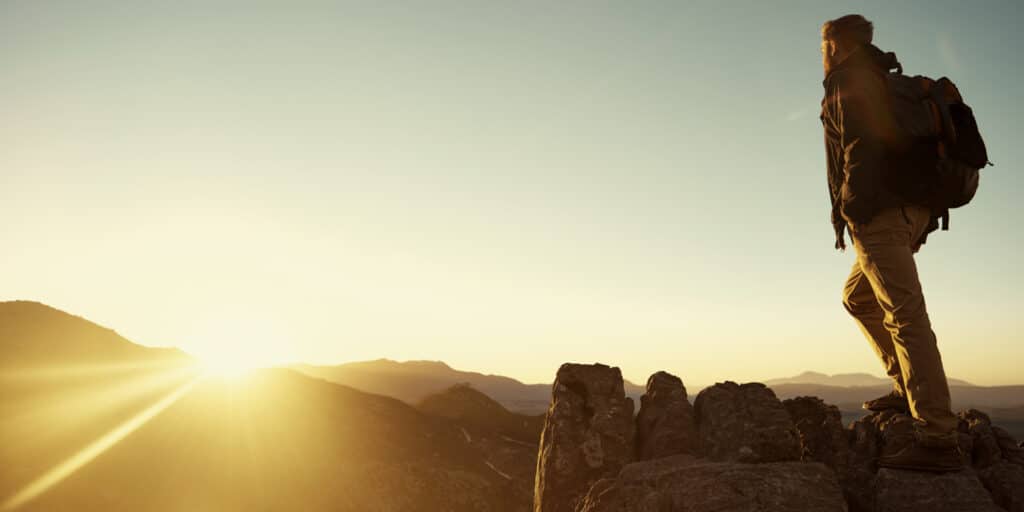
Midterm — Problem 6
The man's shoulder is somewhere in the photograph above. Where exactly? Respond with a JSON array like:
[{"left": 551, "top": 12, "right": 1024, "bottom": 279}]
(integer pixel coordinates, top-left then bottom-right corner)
[{"left": 828, "top": 65, "right": 886, "bottom": 94}]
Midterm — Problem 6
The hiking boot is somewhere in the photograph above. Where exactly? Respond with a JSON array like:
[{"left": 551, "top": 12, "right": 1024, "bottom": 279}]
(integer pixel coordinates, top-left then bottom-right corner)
[
  {"left": 877, "top": 432, "right": 964, "bottom": 473},
  {"left": 863, "top": 390, "right": 909, "bottom": 413}
]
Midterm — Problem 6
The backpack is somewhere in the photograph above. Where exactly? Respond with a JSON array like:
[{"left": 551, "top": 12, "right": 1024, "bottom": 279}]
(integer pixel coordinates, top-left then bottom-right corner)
[{"left": 884, "top": 64, "right": 991, "bottom": 230}]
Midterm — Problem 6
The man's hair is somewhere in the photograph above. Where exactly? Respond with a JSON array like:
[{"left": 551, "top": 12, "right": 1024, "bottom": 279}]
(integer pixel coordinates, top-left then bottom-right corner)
[{"left": 822, "top": 14, "right": 873, "bottom": 47}]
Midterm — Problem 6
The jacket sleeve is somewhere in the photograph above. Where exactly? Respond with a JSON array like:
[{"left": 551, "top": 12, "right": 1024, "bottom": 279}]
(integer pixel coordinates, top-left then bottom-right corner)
[{"left": 833, "top": 70, "right": 890, "bottom": 224}]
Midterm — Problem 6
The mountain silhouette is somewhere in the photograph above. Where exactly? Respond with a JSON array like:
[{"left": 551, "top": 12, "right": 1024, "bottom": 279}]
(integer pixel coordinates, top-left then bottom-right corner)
[
  {"left": 0, "top": 300, "right": 188, "bottom": 369},
  {"left": 764, "top": 370, "right": 975, "bottom": 388},
  {"left": 294, "top": 359, "right": 646, "bottom": 414},
  {"left": 418, "top": 383, "right": 544, "bottom": 444}
]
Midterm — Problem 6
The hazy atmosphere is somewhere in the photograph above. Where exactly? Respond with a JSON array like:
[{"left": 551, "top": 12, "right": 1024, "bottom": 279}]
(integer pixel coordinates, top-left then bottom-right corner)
[{"left": 3, "top": 0, "right": 1022, "bottom": 387}]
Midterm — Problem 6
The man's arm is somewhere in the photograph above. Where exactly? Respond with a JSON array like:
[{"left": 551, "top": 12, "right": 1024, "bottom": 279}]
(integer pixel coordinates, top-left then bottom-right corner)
[{"left": 834, "top": 69, "right": 891, "bottom": 225}]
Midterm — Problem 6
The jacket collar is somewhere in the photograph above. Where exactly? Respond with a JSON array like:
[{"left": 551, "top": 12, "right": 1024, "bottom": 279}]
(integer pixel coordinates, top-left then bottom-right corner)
[{"left": 823, "top": 44, "right": 902, "bottom": 85}]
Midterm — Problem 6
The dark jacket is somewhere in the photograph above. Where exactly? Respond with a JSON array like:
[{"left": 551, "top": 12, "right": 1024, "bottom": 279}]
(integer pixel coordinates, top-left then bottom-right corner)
[{"left": 821, "top": 44, "right": 907, "bottom": 250}]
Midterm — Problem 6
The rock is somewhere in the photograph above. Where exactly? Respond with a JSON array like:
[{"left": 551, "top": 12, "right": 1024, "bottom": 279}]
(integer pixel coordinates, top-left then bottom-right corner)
[
  {"left": 874, "top": 468, "right": 1003, "bottom": 512},
  {"left": 848, "top": 411, "right": 894, "bottom": 468},
  {"left": 634, "top": 371, "right": 697, "bottom": 460},
  {"left": 533, "top": 363, "right": 635, "bottom": 512},
  {"left": 576, "top": 454, "right": 847, "bottom": 512},
  {"left": 692, "top": 381, "right": 799, "bottom": 462},
  {"left": 992, "top": 426, "right": 1024, "bottom": 465},
  {"left": 844, "top": 411, "right": 898, "bottom": 512},
  {"left": 961, "top": 409, "right": 1004, "bottom": 468},
  {"left": 782, "top": 396, "right": 849, "bottom": 470},
  {"left": 976, "top": 462, "right": 1024, "bottom": 512}
]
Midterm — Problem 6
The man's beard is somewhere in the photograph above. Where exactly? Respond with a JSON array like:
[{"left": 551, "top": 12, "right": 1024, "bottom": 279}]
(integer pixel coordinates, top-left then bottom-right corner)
[{"left": 823, "top": 53, "right": 837, "bottom": 76}]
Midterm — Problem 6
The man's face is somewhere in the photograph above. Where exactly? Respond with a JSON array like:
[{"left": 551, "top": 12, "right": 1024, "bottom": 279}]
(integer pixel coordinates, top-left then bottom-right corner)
[{"left": 821, "top": 38, "right": 837, "bottom": 72}]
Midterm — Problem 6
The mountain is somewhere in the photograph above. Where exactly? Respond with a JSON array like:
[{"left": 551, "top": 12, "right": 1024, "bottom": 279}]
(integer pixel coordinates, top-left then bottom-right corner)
[
  {"left": 419, "top": 383, "right": 544, "bottom": 444},
  {"left": 294, "top": 359, "right": 646, "bottom": 414},
  {"left": 764, "top": 370, "right": 974, "bottom": 388},
  {"left": 0, "top": 300, "right": 189, "bottom": 369},
  {"left": 0, "top": 302, "right": 531, "bottom": 511},
  {"left": 417, "top": 384, "right": 545, "bottom": 502}
]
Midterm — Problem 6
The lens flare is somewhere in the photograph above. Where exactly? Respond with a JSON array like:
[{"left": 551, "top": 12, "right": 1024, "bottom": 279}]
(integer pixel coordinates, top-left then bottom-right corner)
[{"left": 0, "top": 375, "right": 202, "bottom": 511}]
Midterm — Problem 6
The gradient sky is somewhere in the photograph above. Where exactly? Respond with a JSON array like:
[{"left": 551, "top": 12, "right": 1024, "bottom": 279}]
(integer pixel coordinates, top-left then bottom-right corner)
[{"left": 3, "top": 0, "right": 1022, "bottom": 388}]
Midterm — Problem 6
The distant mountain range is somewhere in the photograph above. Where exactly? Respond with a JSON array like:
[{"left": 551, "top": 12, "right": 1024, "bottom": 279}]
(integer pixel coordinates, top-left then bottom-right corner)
[
  {"left": 764, "top": 370, "right": 975, "bottom": 388},
  {"left": 294, "top": 359, "right": 647, "bottom": 415},
  {"left": 294, "top": 360, "right": 1024, "bottom": 439},
  {"left": 294, "top": 361, "right": 1010, "bottom": 414}
]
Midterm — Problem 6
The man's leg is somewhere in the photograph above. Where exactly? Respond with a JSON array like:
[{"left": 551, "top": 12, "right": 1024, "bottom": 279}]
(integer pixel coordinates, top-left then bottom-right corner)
[
  {"left": 842, "top": 262, "right": 905, "bottom": 396},
  {"left": 849, "top": 207, "right": 959, "bottom": 439}
]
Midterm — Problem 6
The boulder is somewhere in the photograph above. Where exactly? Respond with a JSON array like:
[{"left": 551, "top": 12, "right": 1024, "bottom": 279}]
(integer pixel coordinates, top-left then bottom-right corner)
[
  {"left": 962, "top": 409, "right": 1004, "bottom": 468},
  {"left": 782, "top": 396, "right": 849, "bottom": 470},
  {"left": 576, "top": 454, "right": 847, "bottom": 512},
  {"left": 692, "top": 382, "right": 799, "bottom": 462},
  {"left": 533, "top": 363, "right": 635, "bottom": 512},
  {"left": 843, "top": 411, "right": 897, "bottom": 512},
  {"left": 960, "top": 411, "right": 1024, "bottom": 512},
  {"left": 992, "top": 426, "right": 1024, "bottom": 465},
  {"left": 635, "top": 371, "right": 697, "bottom": 460},
  {"left": 874, "top": 468, "right": 1003, "bottom": 512}
]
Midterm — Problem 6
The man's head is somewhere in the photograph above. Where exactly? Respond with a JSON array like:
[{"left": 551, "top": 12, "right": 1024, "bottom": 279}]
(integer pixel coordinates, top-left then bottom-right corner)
[{"left": 821, "top": 14, "right": 873, "bottom": 74}]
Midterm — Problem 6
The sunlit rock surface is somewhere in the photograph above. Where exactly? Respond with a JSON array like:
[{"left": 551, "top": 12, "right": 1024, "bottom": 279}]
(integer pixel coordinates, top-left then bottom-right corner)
[
  {"left": 693, "top": 381, "right": 800, "bottom": 462},
  {"left": 533, "top": 363, "right": 635, "bottom": 512}
]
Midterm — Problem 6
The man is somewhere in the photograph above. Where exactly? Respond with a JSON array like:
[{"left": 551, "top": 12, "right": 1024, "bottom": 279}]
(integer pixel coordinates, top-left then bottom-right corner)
[{"left": 820, "top": 14, "right": 962, "bottom": 471}]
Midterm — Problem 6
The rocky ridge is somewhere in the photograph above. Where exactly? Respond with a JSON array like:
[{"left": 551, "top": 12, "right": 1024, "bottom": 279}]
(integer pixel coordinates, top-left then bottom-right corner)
[{"left": 534, "top": 363, "right": 1024, "bottom": 512}]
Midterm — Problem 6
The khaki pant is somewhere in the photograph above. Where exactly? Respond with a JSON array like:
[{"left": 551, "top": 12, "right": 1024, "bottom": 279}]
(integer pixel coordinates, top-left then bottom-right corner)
[{"left": 843, "top": 205, "right": 959, "bottom": 437}]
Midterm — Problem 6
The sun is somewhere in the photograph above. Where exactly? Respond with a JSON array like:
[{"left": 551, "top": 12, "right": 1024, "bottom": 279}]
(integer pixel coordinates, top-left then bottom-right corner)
[
  {"left": 187, "top": 341, "right": 288, "bottom": 380},
  {"left": 183, "top": 314, "right": 292, "bottom": 380},
  {"left": 199, "top": 356, "right": 262, "bottom": 379}
]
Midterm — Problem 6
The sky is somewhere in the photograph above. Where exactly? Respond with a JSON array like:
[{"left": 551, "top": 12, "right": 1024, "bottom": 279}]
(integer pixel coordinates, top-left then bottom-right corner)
[{"left": 3, "top": 0, "right": 1022, "bottom": 388}]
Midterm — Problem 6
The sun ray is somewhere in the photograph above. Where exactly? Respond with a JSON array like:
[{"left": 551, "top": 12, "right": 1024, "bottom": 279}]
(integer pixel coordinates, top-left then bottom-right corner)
[
  {"left": 0, "top": 359, "right": 191, "bottom": 382},
  {"left": 2, "top": 364, "right": 199, "bottom": 439},
  {"left": 0, "top": 375, "right": 202, "bottom": 511}
]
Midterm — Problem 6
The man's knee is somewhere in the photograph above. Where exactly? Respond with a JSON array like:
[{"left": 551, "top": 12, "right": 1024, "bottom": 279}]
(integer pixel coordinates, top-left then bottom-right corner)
[
  {"left": 842, "top": 290, "right": 876, "bottom": 318},
  {"left": 881, "top": 297, "right": 931, "bottom": 334}
]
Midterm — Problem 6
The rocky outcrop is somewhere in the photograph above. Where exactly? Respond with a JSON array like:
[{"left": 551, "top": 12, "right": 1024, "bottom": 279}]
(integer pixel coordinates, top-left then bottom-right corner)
[
  {"left": 693, "top": 381, "right": 800, "bottom": 462},
  {"left": 534, "top": 365, "right": 1024, "bottom": 512},
  {"left": 533, "top": 363, "right": 635, "bottom": 512},
  {"left": 961, "top": 409, "right": 1024, "bottom": 512},
  {"left": 576, "top": 455, "right": 846, "bottom": 512},
  {"left": 634, "top": 371, "right": 697, "bottom": 460}
]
